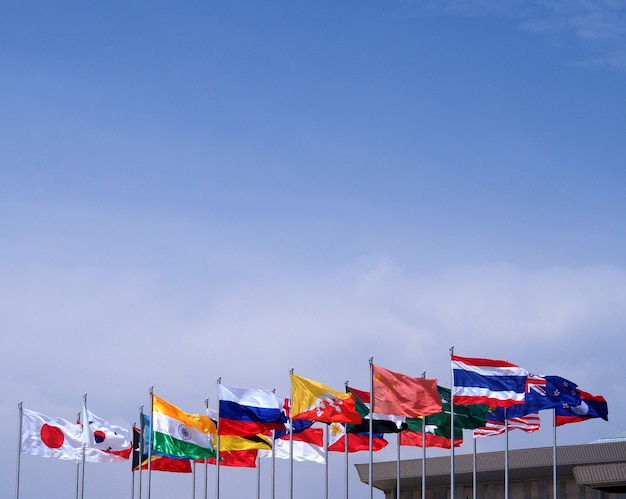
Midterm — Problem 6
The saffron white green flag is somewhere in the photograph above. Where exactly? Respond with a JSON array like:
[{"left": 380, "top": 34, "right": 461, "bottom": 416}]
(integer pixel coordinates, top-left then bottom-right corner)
[
  {"left": 21, "top": 408, "right": 83, "bottom": 460},
  {"left": 152, "top": 394, "right": 216, "bottom": 459}
]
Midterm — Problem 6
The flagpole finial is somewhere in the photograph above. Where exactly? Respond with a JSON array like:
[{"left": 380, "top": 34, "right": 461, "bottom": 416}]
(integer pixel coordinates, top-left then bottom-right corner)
[
  {"left": 289, "top": 367, "right": 294, "bottom": 375},
  {"left": 369, "top": 356, "right": 373, "bottom": 365},
  {"left": 205, "top": 398, "right": 209, "bottom": 409},
  {"left": 345, "top": 379, "right": 349, "bottom": 388},
  {"left": 149, "top": 385, "right": 154, "bottom": 395},
  {"left": 217, "top": 377, "right": 221, "bottom": 384},
  {"left": 422, "top": 371, "right": 426, "bottom": 378},
  {"left": 449, "top": 345, "right": 454, "bottom": 356}
]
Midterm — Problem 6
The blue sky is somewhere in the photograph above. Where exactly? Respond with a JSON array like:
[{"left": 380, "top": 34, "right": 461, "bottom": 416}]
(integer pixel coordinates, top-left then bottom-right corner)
[{"left": 2, "top": 1, "right": 626, "bottom": 497}]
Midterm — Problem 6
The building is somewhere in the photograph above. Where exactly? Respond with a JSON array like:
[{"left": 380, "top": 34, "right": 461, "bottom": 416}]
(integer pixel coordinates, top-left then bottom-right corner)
[{"left": 355, "top": 438, "right": 626, "bottom": 498}]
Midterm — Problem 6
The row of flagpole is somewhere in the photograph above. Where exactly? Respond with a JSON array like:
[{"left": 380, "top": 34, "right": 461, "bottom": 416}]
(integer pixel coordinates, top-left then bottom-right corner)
[{"left": 16, "top": 350, "right": 607, "bottom": 499}]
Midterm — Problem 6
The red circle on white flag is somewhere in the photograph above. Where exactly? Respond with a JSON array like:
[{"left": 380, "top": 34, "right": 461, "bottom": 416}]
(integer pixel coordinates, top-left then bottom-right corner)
[{"left": 40, "top": 424, "right": 65, "bottom": 448}]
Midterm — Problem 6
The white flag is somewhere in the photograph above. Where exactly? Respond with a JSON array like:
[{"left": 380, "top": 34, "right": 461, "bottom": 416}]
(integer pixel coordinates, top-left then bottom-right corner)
[
  {"left": 21, "top": 408, "right": 83, "bottom": 460},
  {"left": 82, "top": 408, "right": 132, "bottom": 463}
]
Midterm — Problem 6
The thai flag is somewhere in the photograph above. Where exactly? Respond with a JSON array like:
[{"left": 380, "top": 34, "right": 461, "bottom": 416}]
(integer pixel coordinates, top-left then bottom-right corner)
[{"left": 452, "top": 355, "right": 527, "bottom": 407}]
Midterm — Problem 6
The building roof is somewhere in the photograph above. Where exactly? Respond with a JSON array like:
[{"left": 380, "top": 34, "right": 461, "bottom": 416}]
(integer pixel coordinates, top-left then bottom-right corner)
[{"left": 354, "top": 440, "right": 626, "bottom": 493}]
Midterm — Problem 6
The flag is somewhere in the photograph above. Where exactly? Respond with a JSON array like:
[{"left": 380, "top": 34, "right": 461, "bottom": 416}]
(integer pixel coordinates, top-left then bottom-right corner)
[
  {"left": 555, "top": 390, "right": 608, "bottom": 426},
  {"left": 20, "top": 408, "right": 83, "bottom": 460},
  {"left": 290, "top": 374, "right": 361, "bottom": 424},
  {"left": 218, "top": 384, "right": 287, "bottom": 436},
  {"left": 152, "top": 395, "right": 216, "bottom": 459},
  {"left": 327, "top": 422, "right": 388, "bottom": 452},
  {"left": 400, "top": 419, "right": 463, "bottom": 449},
  {"left": 346, "top": 386, "right": 405, "bottom": 434},
  {"left": 372, "top": 364, "right": 442, "bottom": 417},
  {"left": 505, "top": 374, "right": 581, "bottom": 418},
  {"left": 219, "top": 434, "right": 272, "bottom": 451},
  {"left": 400, "top": 386, "right": 487, "bottom": 449},
  {"left": 473, "top": 408, "right": 541, "bottom": 437},
  {"left": 81, "top": 406, "right": 132, "bottom": 463},
  {"left": 452, "top": 355, "right": 527, "bottom": 407},
  {"left": 132, "top": 426, "right": 192, "bottom": 473},
  {"left": 205, "top": 449, "right": 258, "bottom": 468},
  {"left": 258, "top": 427, "right": 326, "bottom": 464}
]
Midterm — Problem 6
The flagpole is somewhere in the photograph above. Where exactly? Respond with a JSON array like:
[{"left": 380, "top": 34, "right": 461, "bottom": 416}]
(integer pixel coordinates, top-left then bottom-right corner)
[
  {"left": 289, "top": 368, "right": 294, "bottom": 499},
  {"left": 15, "top": 401, "right": 23, "bottom": 499},
  {"left": 271, "top": 428, "right": 276, "bottom": 499},
  {"left": 324, "top": 424, "right": 329, "bottom": 499},
  {"left": 131, "top": 422, "right": 136, "bottom": 499},
  {"left": 504, "top": 407, "right": 509, "bottom": 499},
  {"left": 192, "top": 461, "right": 196, "bottom": 499},
  {"left": 75, "top": 411, "right": 81, "bottom": 499},
  {"left": 216, "top": 377, "right": 221, "bottom": 499},
  {"left": 81, "top": 393, "right": 87, "bottom": 499},
  {"left": 256, "top": 455, "right": 261, "bottom": 499},
  {"left": 421, "top": 370, "right": 426, "bottom": 499},
  {"left": 472, "top": 435, "right": 477, "bottom": 499},
  {"left": 553, "top": 408, "right": 557, "bottom": 499},
  {"left": 449, "top": 346, "right": 455, "bottom": 499},
  {"left": 204, "top": 399, "right": 209, "bottom": 499},
  {"left": 344, "top": 380, "right": 349, "bottom": 499},
  {"left": 368, "top": 356, "right": 374, "bottom": 499},
  {"left": 147, "top": 387, "right": 153, "bottom": 499},
  {"left": 138, "top": 405, "right": 144, "bottom": 499},
  {"left": 396, "top": 432, "right": 401, "bottom": 499}
]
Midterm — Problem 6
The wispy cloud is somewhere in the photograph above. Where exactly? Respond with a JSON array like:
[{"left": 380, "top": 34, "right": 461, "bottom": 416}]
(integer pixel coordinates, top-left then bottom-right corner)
[{"left": 413, "top": 0, "right": 626, "bottom": 69}]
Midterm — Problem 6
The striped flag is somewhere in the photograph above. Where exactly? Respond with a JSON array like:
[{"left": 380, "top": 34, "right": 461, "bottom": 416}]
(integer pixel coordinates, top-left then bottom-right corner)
[
  {"left": 473, "top": 408, "right": 540, "bottom": 437},
  {"left": 452, "top": 355, "right": 528, "bottom": 407}
]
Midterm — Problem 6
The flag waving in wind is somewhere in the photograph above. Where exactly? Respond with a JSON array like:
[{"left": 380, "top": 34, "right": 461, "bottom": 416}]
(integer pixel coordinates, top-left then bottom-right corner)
[
  {"left": 372, "top": 364, "right": 442, "bottom": 417},
  {"left": 20, "top": 408, "right": 83, "bottom": 460},
  {"left": 81, "top": 405, "right": 132, "bottom": 463},
  {"left": 452, "top": 355, "right": 527, "bottom": 407},
  {"left": 218, "top": 384, "right": 286, "bottom": 436},
  {"left": 291, "top": 374, "right": 361, "bottom": 424}
]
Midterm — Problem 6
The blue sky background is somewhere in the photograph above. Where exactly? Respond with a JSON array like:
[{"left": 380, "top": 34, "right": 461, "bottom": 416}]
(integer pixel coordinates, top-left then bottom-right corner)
[{"left": 2, "top": 1, "right": 626, "bottom": 497}]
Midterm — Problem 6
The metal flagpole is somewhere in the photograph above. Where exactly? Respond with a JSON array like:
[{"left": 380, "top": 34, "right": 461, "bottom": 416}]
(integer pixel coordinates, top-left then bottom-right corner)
[
  {"left": 192, "top": 461, "right": 196, "bottom": 499},
  {"left": 289, "top": 368, "right": 294, "bottom": 499},
  {"left": 131, "top": 422, "right": 136, "bottom": 499},
  {"left": 324, "top": 424, "right": 329, "bottom": 499},
  {"left": 138, "top": 406, "right": 144, "bottom": 499},
  {"left": 344, "top": 380, "right": 349, "bottom": 499},
  {"left": 81, "top": 393, "right": 87, "bottom": 499},
  {"left": 256, "top": 455, "right": 261, "bottom": 499},
  {"left": 472, "top": 434, "right": 477, "bottom": 499},
  {"left": 15, "top": 401, "right": 23, "bottom": 499},
  {"left": 553, "top": 408, "right": 557, "bottom": 499},
  {"left": 449, "top": 346, "right": 455, "bottom": 499},
  {"left": 421, "top": 370, "right": 427, "bottom": 499},
  {"left": 271, "top": 389, "right": 277, "bottom": 499},
  {"left": 147, "top": 387, "right": 154, "bottom": 499},
  {"left": 368, "top": 357, "right": 374, "bottom": 499},
  {"left": 75, "top": 410, "right": 81, "bottom": 499},
  {"left": 396, "top": 432, "right": 401, "bottom": 499},
  {"left": 504, "top": 407, "right": 509, "bottom": 499},
  {"left": 216, "top": 378, "right": 221, "bottom": 499},
  {"left": 204, "top": 399, "right": 209, "bottom": 499}
]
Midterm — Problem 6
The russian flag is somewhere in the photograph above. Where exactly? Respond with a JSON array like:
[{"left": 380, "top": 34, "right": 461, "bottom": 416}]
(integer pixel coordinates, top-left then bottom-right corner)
[
  {"left": 218, "top": 385, "right": 287, "bottom": 436},
  {"left": 452, "top": 355, "right": 527, "bottom": 407}
]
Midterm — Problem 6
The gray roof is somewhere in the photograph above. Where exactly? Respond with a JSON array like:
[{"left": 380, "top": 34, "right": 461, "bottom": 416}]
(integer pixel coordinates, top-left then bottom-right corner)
[{"left": 354, "top": 440, "right": 626, "bottom": 492}]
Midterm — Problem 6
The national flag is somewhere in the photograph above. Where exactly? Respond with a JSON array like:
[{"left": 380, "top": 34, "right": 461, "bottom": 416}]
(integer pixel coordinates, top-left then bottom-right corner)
[
  {"left": 372, "top": 364, "right": 442, "bottom": 417},
  {"left": 152, "top": 395, "right": 216, "bottom": 460},
  {"left": 219, "top": 434, "right": 272, "bottom": 451},
  {"left": 81, "top": 406, "right": 132, "bottom": 463},
  {"left": 218, "top": 384, "right": 287, "bottom": 436},
  {"left": 258, "top": 426, "right": 326, "bottom": 464},
  {"left": 555, "top": 390, "right": 608, "bottom": 426},
  {"left": 327, "top": 422, "right": 388, "bottom": 452},
  {"left": 400, "top": 419, "right": 463, "bottom": 449},
  {"left": 346, "top": 386, "right": 405, "bottom": 434},
  {"left": 290, "top": 374, "right": 361, "bottom": 424},
  {"left": 20, "top": 408, "right": 83, "bottom": 460},
  {"left": 205, "top": 449, "right": 258, "bottom": 468},
  {"left": 473, "top": 408, "right": 541, "bottom": 437},
  {"left": 505, "top": 374, "right": 581, "bottom": 418},
  {"left": 451, "top": 355, "right": 527, "bottom": 407},
  {"left": 132, "top": 425, "right": 192, "bottom": 473}
]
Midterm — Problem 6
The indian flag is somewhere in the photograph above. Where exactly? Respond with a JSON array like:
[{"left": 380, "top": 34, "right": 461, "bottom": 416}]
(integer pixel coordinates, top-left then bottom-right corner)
[{"left": 152, "top": 395, "right": 216, "bottom": 459}]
